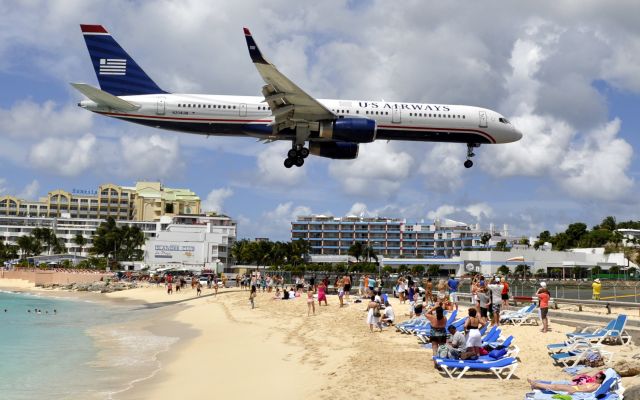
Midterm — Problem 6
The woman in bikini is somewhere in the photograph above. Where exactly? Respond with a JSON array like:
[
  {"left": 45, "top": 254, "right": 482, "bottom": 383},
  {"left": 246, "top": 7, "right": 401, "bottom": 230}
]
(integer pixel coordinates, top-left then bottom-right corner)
[
  {"left": 464, "top": 308, "right": 484, "bottom": 355},
  {"left": 425, "top": 304, "right": 447, "bottom": 366},
  {"left": 528, "top": 371, "right": 606, "bottom": 394}
]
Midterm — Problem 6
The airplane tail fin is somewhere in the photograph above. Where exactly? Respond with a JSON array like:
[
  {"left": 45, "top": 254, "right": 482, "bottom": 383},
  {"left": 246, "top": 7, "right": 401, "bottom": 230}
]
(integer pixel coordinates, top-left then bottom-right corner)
[{"left": 80, "top": 24, "right": 167, "bottom": 96}]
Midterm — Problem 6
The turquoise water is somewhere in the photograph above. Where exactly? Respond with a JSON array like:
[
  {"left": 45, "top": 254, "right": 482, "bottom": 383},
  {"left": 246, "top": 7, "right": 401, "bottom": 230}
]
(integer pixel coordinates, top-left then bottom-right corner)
[{"left": 0, "top": 291, "right": 177, "bottom": 399}]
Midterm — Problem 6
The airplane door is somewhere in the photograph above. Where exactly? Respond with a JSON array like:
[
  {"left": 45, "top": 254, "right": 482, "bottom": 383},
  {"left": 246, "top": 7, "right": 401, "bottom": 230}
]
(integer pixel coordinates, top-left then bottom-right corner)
[
  {"left": 156, "top": 97, "right": 166, "bottom": 115},
  {"left": 392, "top": 108, "right": 401, "bottom": 123},
  {"left": 239, "top": 103, "right": 247, "bottom": 117},
  {"left": 478, "top": 110, "right": 487, "bottom": 128}
]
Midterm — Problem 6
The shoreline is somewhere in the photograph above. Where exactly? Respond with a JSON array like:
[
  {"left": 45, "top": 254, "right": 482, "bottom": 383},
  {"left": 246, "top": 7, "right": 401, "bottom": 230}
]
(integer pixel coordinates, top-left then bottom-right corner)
[{"left": 3, "top": 278, "right": 640, "bottom": 399}]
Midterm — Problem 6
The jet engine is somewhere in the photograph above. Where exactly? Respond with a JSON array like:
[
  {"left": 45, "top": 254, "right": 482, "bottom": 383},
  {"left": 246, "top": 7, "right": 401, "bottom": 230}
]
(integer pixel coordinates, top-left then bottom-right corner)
[
  {"left": 309, "top": 142, "right": 359, "bottom": 159},
  {"left": 319, "top": 118, "right": 376, "bottom": 143}
]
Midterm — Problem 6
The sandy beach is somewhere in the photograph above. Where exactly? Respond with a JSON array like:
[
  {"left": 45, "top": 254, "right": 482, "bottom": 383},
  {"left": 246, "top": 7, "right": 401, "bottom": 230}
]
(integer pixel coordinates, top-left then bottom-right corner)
[{"left": 2, "top": 278, "right": 636, "bottom": 399}]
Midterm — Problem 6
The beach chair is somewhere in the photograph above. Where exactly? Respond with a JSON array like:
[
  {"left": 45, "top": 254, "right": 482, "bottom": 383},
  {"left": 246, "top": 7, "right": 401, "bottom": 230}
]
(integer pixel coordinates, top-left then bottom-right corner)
[
  {"left": 436, "top": 357, "right": 518, "bottom": 380},
  {"left": 567, "top": 314, "right": 633, "bottom": 345},
  {"left": 500, "top": 305, "right": 528, "bottom": 318},
  {"left": 415, "top": 311, "right": 459, "bottom": 343},
  {"left": 501, "top": 304, "right": 538, "bottom": 326},
  {"left": 523, "top": 368, "right": 624, "bottom": 400},
  {"left": 482, "top": 326, "right": 500, "bottom": 343},
  {"left": 486, "top": 335, "right": 513, "bottom": 350},
  {"left": 550, "top": 342, "right": 614, "bottom": 368},
  {"left": 547, "top": 339, "right": 598, "bottom": 354}
]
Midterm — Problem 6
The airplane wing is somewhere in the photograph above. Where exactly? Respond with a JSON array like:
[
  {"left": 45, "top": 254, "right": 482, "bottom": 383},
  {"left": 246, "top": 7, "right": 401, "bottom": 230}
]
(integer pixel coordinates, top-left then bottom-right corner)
[{"left": 243, "top": 28, "right": 335, "bottom": 132}]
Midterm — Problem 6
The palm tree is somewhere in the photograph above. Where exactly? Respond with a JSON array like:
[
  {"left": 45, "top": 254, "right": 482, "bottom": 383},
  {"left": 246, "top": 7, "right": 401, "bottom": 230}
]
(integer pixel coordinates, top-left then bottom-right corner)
[
  {"left": 73, "top": 233, "right": 87, "bottom": 257},
  {"left": 427, "top": 265, "right": 440, "bottom": 276},
  {"left": 348, "top": 242, "right": 365, "bottom": 262},
  {"left": 497, "top": 265, "right": 510, "bottom": 276},
  {"left": 514, "top": 264, "right": 531, "bottom": 280},
  {"left": 16, "top": 236, "right": 42, "bottom": 262}
]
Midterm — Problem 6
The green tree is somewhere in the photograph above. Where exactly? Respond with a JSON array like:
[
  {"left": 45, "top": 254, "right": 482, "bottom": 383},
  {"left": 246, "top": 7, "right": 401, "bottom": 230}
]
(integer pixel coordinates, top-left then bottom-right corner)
[
  {"left": 495, "top": 240, "right": 509, "bottom": 252},
  {"left": 591, "top": 266, "right": 602, "bottom": 276},
  {"left": 427, "top": 265, "right": 440, "bottom": 276},
  {"left": 571, "top": 266, "right": 584, "bottom": 279},
  {"left": 411, "top": 265, "right": 425, "bottom": 275},
  {"left": 73, "top": 233, "right": 87, "bottom": 257},
  {"left": 497, "top": 265, "right": 510, "bottom": 276},
  {"left": 609, "top": 266, "right": 621, "bottom": 275},
  {"left": 535, "top": 268, "right": 546, "bottom": 277},
  {"left": 382, "top": 266, "right": 394, "bottom": 274},
  {"left": 514, "top": 264, "right": 531, "bottom": 279},
  {"left": 16, "top": 235, "right": 42, "bottom": 261},
  {"left": 519, "top": 237, "right": 530, "bottom": 247},
  {"left": 348, "top": 242, "right": 365, "bottom": 262},
  {"left": 565, "top": 222, "right": 588, "bottom": 248},
  {"left": 599, "top": 216, "right": 617, "bottom": 231},
  {"left": 539, "top": 230, "right": 551, "bottom": 242},
  {"left": 480, "top": 233, "right": 492, "bottom": 248}
]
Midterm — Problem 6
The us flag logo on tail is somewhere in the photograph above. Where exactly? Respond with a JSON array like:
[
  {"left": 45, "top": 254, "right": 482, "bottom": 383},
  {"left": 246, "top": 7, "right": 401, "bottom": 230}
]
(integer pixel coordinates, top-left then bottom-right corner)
[{"left": 99, "top": 58, "right": 126, "bottom": 75}]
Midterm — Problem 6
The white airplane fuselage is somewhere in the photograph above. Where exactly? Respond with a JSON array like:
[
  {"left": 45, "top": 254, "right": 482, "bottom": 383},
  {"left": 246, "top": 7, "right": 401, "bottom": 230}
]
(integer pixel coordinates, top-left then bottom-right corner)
[{"left": 80, "top": 94, "right": 522, "bottom": 145}]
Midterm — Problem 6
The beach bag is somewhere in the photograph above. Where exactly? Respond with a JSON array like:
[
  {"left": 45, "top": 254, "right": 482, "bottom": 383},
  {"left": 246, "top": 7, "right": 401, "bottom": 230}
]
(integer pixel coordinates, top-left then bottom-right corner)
[
  {"left": 437, "top": 345, "right": 449, "bottom": 358},
  {"left": 460, "top": 351, "right": 478, "bottom": 360},
  {"left": 585, "top": 351, "right": 604, "bottom": 367}
]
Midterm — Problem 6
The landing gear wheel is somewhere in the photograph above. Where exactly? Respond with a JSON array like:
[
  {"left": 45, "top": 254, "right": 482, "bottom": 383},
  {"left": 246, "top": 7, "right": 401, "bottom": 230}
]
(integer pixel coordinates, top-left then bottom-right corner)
[
  {"left": 299, "top": 147, "right": 310, "bottom": 158},
  {"left": 287, "top": 149, "right": 298, "bottom": 158},
  {"left": 294, "top": 156, "right": 305, "bottom": 167},
  {"left": 464, "top": 160, "right": 473, "bottom": 168},
  {"left": 284, "top": 158, "right": 294, "bottom": 168}
]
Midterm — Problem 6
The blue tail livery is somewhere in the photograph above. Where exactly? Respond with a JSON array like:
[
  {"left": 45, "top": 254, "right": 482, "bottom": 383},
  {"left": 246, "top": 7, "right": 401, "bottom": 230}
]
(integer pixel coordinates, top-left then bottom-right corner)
[{"left": 80, "top": 24, "right": 166, "bottom": 96}]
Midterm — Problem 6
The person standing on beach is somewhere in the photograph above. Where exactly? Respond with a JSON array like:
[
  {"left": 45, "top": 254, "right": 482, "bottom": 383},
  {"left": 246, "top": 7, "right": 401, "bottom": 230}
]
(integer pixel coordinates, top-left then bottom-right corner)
[
  {"left": 196, "top": 282, "right": 202, "bottom": 296},
  {"left": 337, "top": 277, "right": 345, "bottom": 307},
  {"left": 307, "top": 285, "right": 316, "bottom": 316},
  {"left": 397, "top": 277, "right": 406, "bottom": 303},
  {"left": 501, "top": 277, "right": 510, "bottom": 306},
  {"left": 343, "top": 275, "right": 352, "bottom": 302},
  {"left": 317, "top": 280, "right": 328, "bottom": 306},
  {"left": 167, "top": 282, "right": 173, "bottom": 295},
  {"left": 366, "top": 295, "right": 382, "bottom": 332},
  {"left": 487, "top": 278, "right": 504, "bottom": 326},
  {"left": 425, "top": 305, "right": 447, "bottom": 366},
  {"left": 425, "top": 278, "right": 433, "bottom": 303},
  {"left": 537, "top": 283, "right": 550, "bottom": 332},
  {"left": 447, "top": 275, "right": 459, "bottom": 310},
  {"left": 249, "top": 285, "right": 257, "bottom": 309}
]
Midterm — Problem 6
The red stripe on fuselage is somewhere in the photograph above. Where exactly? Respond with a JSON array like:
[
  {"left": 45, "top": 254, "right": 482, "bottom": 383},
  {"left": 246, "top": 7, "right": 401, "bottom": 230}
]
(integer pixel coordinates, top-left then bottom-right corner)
[
  {"left": 378, "top": 124, "right": 496, "bottom": 144},
  {"left": 96, "top": 111, "right": 271, "bottom": 124}
]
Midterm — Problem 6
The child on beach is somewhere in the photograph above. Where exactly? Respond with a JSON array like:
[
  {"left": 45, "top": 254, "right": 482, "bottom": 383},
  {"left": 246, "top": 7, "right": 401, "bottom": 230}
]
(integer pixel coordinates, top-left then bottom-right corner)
[
  {"left": 167, "top": 282, "right": 173, "bottom": 295},
  {"left": 307, "top": 286, "right": 316, "bottom": 316},
  {"left": 196, "top": 282, "right": 202, "bottom": 296},
  {"left": 249, "top": 285, "right": 257, "bottom": 309},
  {"left": 337, "top": 278, "right": 345, "bottom": 307}
]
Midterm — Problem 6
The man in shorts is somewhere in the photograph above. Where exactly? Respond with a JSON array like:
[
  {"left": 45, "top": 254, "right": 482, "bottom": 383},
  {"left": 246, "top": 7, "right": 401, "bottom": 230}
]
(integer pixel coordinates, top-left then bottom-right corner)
[
  {"left": 447, "top": 275, "right": 459, "bottom": 310},
  {"left": 487, "top": 277, "right": 504, "bottom": 326},
  {"left": 343, "top": 275, "right": 351, "bottom": 302}
]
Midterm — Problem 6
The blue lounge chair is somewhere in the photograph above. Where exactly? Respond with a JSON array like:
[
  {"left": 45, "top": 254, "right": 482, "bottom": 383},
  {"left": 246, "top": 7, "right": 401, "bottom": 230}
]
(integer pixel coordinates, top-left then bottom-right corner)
[
  {"left": 550, "top": 342, "right": 613, "bottom": 368},
  {"left": 486, "top": 335, "right": 513, "bottom": 350},
  {"left": 524, "top": 368, "right": 623, "bottom": 399},
  {"left": 567, "top": 314, "right": 633, "bottom": 345},
  {"left": 436, "top": 357, "right": 518, "bottom": 380}
]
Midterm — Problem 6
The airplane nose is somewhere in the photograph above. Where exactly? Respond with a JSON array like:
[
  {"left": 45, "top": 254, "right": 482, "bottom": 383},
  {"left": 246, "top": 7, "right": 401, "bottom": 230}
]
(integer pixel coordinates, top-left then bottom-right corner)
[{"left": 513, "top": 128, "right": 523, "bottom": 141}]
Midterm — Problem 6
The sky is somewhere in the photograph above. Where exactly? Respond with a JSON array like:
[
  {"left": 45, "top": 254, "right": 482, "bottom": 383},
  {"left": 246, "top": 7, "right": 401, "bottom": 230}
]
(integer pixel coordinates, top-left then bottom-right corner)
[{"left": 0, "top": 0, "right": 639, "bottom": 241}]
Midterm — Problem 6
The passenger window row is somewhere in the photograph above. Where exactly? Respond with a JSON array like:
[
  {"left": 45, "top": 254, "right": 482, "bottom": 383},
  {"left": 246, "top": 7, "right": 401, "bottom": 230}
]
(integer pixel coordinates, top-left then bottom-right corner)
[
  {"left": 408, "top": 112, "right": 466, "bottom": 119},
  {"left": 177, "top": 104, "right": 237, "bottom": 109}
]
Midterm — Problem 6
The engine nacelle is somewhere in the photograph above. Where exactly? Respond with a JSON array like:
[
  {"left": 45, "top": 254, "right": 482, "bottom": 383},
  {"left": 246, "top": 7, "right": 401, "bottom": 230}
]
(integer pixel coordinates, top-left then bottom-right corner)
[
  {"left": 309, "top": 142, "right": 359, "bottom": 159},
  {"left": 319, "top": 118, "right": 376, "bottom": 143}
]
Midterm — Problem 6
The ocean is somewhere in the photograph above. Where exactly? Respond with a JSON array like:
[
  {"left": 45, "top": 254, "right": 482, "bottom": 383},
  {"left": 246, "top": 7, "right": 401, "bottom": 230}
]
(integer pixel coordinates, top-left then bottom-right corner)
[{"left": 0, "top": 290, "right": 178, "bottom": 399}]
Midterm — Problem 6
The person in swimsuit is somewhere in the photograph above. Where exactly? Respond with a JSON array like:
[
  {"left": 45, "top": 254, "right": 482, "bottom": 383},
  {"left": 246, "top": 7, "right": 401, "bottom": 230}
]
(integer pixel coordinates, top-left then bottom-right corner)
[
  {"left": 343, "top": 275, "right": 352, "bottom": 302},
  {"left": 337, "top": 277, "right": 345, "bottom": 307},
  {"left": 464, "top": 308, "right": 484, "bottom": 355},
  {"left": 366, "top": 295, "right": 382, "bottom": 332},
  {"left": 527, "top": 371, "right": 606, "bottom": 394},
  {"left": 425, "top": 304, "right": 447, "bottom": 366},
  {"left": 307, "top": 285, "right": 316, "bottom": 316},
  {"left": 317, "top": 281, "right": 328, "bottom": 306}
]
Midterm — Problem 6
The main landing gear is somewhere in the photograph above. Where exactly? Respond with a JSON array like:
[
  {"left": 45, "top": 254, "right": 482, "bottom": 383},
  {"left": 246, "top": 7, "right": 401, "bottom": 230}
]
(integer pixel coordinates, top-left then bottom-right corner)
[
  {"left": 284, "top": 145, "right": 309, "bottom": 168},
  {"left": 464, "top": 143, "right": 480, "bottom": 168}
]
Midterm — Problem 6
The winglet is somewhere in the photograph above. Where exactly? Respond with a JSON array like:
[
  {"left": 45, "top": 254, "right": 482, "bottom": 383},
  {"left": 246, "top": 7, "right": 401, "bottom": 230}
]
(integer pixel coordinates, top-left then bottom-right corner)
[{"left": 243, "top": 27, "right": 269, "bottom": 64}]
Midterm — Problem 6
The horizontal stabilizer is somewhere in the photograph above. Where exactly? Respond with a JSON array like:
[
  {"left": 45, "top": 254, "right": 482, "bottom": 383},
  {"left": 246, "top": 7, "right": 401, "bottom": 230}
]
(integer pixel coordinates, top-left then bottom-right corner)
[{"left": 70, "top": 83, "right": 140, "bottom": 111}]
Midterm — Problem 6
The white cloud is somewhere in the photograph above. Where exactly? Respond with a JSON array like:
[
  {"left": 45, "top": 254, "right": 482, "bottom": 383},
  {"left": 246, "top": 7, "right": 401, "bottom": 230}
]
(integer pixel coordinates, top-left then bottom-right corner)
[
  {"left": 419, "top": 143, "right": 465, "bottom": 192},
  {"left": 17, "top": 180, "right": 40, "bottom": 199},
  {"left": 29, "top": 134, "right": 96, "bottom": 176},
  {"left": 559, "top": 119, "right": 633, "bottom": 200},
  {"left": 202, "top": 188, "right": 233, "bottom": 213},
  {"left": 465, "top": 203, "right": 494, "bottom": 221},
  {"left": 328, "top": 142, "right": 413, "bottom": 198},
  {"left": 347, "top": 202, "right": 369, "bottom": 217},
  {"left": 256, "top": 142, "right": 306, "bottom": 186},
  {"left": 119, "top": 135, "right": 184, "bottom": 179},
  {"left": 426, "top": 204, "right": 458, "bottom": 220},
  {"left": 0, "top": 100, "right": 92, "bottom": 138}
]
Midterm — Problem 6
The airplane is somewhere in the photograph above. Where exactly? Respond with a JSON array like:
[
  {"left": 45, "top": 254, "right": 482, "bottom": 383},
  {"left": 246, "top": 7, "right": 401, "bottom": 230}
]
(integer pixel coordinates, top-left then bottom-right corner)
[{"left": 73, "top": 25, "right": 522, "bottom": 169}]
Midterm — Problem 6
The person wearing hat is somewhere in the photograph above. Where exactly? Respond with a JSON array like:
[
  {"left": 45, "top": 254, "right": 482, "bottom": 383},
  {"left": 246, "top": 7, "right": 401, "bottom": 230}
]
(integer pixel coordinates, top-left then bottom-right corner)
[{"left": 592, "top": 278, "right": 602, "bottom": 300}]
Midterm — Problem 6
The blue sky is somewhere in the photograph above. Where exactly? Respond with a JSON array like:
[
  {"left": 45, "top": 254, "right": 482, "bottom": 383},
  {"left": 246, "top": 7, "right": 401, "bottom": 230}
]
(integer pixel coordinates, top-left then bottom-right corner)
[{"left": 1, "top": 1, "right": 639, "bottom": 240}]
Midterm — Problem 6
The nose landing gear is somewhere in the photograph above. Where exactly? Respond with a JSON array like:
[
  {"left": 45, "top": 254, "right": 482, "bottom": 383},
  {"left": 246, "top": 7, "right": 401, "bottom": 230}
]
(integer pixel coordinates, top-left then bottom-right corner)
[
  {"left": 284, "top": 144, "right": 309, "bottom": 168},
  {"left": 464, "top": 143, "right": 480, "bottom": 168}
]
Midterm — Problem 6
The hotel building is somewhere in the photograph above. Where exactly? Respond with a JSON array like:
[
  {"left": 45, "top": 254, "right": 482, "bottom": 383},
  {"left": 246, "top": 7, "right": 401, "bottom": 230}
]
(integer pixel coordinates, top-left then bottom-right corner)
[
  {"left": 291, "top": 215, "right": 493, "bottom": 258},
  {"left": 0, "top": 181, "right": 200, "bottom": 221}
]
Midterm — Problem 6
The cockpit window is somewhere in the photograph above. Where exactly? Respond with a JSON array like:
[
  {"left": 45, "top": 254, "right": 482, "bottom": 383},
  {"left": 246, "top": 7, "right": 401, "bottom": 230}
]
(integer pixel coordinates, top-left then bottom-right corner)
[{"left": 499, "top": 117, "right": 510, "bottom": 124}]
